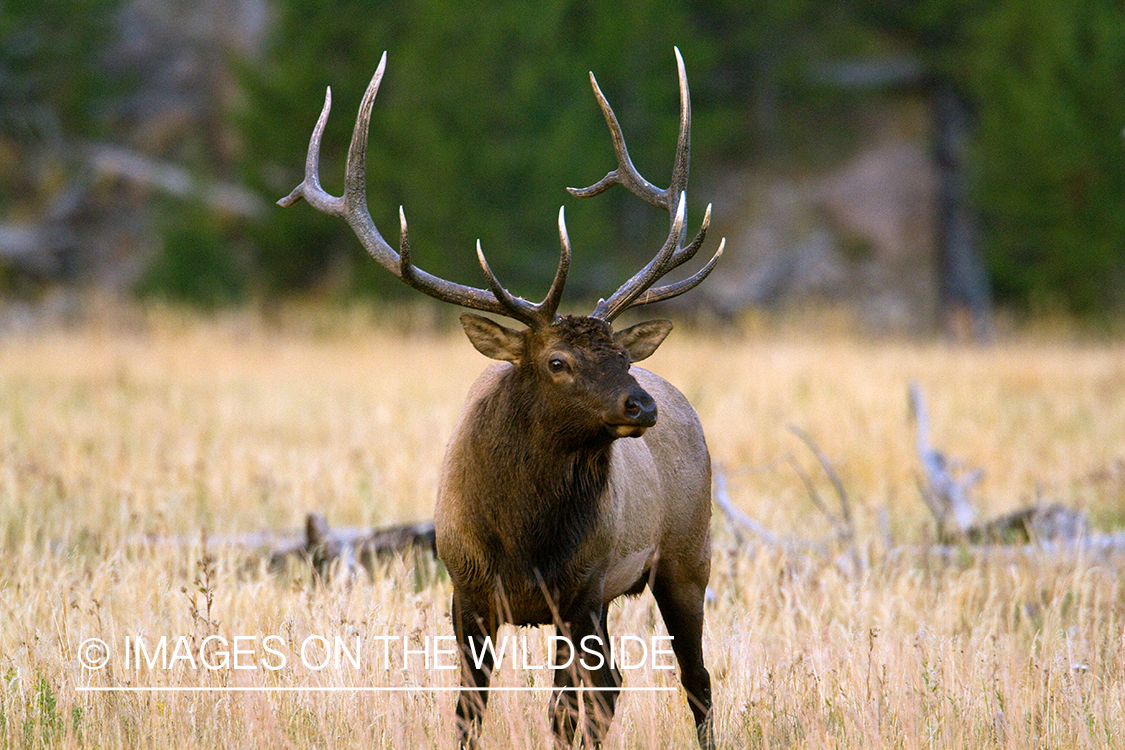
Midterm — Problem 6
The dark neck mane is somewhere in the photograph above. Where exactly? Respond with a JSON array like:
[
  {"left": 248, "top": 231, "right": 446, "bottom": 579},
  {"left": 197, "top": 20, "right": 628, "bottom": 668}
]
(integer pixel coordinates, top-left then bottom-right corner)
[{"left": 462, "top": 369, "right": 612, "bottom": 583}]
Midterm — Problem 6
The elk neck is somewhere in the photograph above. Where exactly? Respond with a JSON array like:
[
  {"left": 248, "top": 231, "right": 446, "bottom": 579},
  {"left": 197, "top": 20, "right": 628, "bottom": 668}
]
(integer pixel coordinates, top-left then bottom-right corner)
[{"left": 459, "top": 365, "right": 616, "bottom": 585}]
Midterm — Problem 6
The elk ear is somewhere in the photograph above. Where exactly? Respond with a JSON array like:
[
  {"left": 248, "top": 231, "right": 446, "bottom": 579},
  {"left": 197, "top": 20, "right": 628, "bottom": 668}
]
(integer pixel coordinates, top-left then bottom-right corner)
[
  {"left": 614, "top": 319, "right": 673, "bottom": 362},
  {"left": 460, "top": 313, "right": 524, "bottom": 363}
]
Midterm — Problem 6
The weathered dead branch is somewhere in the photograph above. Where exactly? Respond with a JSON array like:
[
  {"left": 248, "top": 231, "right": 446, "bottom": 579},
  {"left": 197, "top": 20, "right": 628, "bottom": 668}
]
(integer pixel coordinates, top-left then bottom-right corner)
[
  {"left": 909, "top": 380, "right": 982, "bottom": 540},
  {"left": 713, "top": 428, "right": 866, "bottom": 578},
  {"left": 119, "top": 381, "right": 1120, "bottom": 583},
  {"left": 88, "top": 144, "right": 267, "bottom": 220},
  {"left": 714, "top": 385, "right": 1125, "bottom": 569},
  {"left": 714, "top": 425, "right": 857, "bottom": 554},
  {"left": 713, "top": 463, "right": 827, "bottom": 556},
  {"left": 125, "top": 515, "right": 435, "bottom": 581},
  {"left": 787, "top": 424, "right": 854, "bottom": 545},
  {"left": 909, "top": 380, "right": 1091, "bottom": 547}
]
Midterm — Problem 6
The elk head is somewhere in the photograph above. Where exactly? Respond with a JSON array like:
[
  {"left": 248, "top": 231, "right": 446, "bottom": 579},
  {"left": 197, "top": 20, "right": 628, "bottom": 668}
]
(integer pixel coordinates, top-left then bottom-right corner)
[
  {"left": 461, "top": 312, "right": 670, "bottom": 443},
  {"left": 277, "top": 49, "right": 724, "bottom": 425}
]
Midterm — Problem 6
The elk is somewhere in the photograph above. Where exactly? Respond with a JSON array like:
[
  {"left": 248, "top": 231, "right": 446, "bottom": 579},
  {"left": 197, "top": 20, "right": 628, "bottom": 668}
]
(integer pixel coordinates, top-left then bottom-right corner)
[{"left": 279, "top": 48, "right": 723, "bottom": 749}]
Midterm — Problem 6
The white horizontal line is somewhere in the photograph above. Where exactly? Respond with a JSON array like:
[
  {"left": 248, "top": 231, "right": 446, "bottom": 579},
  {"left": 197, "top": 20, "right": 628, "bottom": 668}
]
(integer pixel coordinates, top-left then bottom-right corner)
[{"left": 77, "top": 686, "right": 675, "bottom": 693}]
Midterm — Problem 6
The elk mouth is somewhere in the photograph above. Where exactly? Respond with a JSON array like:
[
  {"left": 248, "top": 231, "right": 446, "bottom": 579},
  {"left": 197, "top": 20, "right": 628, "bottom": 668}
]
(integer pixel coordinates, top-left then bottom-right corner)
[{"left": 605, "top": 422, "right": 651, "bottom": 438}]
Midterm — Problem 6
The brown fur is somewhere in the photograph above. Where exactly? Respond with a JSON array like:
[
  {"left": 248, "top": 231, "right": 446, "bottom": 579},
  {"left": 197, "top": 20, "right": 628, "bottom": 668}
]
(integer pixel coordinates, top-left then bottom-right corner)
[{"left": 436, "top": 366, "right": 710, "bottom": 618}]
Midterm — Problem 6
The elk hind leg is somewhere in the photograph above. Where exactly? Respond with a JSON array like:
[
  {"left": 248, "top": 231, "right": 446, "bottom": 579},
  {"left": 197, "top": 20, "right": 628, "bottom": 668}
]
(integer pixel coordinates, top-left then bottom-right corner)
[{"left": 651, "top": 571, "right": 714, "bottom": 749}]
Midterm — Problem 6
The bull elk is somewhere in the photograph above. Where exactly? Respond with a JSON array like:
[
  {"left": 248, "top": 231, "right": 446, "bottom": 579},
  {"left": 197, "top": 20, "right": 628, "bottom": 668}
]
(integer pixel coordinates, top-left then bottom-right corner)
[{"left": 280, "top": 48, "right": 723, "bottom": 749}]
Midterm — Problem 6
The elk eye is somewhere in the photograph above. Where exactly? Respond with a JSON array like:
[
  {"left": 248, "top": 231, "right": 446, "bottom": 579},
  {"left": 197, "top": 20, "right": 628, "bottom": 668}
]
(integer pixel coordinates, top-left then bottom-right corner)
[{"left": 548, "top": 357, "right": 568, "bottom": 373}]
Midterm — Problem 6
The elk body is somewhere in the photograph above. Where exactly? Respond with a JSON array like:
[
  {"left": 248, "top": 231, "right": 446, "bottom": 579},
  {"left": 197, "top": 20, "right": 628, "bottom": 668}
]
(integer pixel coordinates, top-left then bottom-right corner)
[{"left": 280, "top": 49, "right": 723, "bottom": 749}]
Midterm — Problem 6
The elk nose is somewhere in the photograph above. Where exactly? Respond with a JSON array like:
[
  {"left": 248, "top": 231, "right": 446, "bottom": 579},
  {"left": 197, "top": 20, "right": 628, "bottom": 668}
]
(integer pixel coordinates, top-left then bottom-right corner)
[{"left": 620, "top": 388, "right": 657, "bottom": 426}]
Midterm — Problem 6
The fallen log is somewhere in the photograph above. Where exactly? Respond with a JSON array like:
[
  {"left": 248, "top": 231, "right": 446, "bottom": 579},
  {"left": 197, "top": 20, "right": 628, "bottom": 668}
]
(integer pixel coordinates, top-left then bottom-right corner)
[
  {"left": 886, "top": 530, "right": 1125, "bottom": 567},
  {"left": 297, "top": 513, "right": 436, "bottom": 582},
  {"left": 120, "top": 381, "right": 1116, "bottom": 584}
]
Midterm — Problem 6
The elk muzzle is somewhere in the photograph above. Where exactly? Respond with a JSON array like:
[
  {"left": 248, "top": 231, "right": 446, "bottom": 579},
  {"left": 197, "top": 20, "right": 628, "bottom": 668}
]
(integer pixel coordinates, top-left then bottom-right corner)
[{"left": 605, "top": 386, "right": 657, "bottom": 438}]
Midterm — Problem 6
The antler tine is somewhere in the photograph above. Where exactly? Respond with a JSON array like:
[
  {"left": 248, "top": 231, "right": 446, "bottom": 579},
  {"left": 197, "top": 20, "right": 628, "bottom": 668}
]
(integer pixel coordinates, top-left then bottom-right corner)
[
  {"left": 631, "top": 238, "right": 724, "bottom": 308},
  {"left": 576, "top": 48, "right": 722, "bottom": 322},
  {"left": 475, "top": 241, "right": 542, "bottom": 328},
  {"left": 278, "top": 52, "right": 551, "bottom": 321},
  {"left": 473, "top": 206, "right": 571, "bottom": 328},
  {"left": 604, "top": 202, "right": 718, "bottom": 315},
  {"left": 567, "top": 47, "right": 691, "bottom": 217},
  {"left": 542, "top": 206, "right": 572, "bottom": 320},
  {"left": 668, "top": 46, "right": 692, "bottom": 209},
  {"left": 566, "top": 71, "right": 666, "bottom": 209},
  {"left": 277, "top": 85, "right": 342, "bottom": 214},
  {"left": 664, "top": 202, "right": 711, "bottom": 273},
  {"left": 592, "top": 192, "right": 686, "bottom": 320}
]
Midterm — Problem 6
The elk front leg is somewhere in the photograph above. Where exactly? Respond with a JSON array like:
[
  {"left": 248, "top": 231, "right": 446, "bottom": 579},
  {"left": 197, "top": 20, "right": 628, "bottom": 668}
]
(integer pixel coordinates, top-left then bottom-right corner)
[
  {"left": 582, "top": 606, "right": 622, "bottom": 744},
  {"left": 550, "top": 603, "right": 621, "bottom": 749},
  {"left": 452, "top": 592, "right": 496, "bottom": 750},
  {"left": 549, "top": 627, "right": 581, "bottom": 748}
]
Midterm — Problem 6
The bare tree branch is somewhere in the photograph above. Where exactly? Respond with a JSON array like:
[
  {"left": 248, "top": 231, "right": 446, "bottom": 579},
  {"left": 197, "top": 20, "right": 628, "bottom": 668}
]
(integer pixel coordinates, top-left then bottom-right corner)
[
  {"left": 909, "top": 380, "right": 980, "bottom": 540},
  {"left": 713, "top": 462, "right": 827, "bottom": 555},
  {"left": 88, "top": 143, "right": 268, "bottom": 219},
  {"left": 787, "top": 424, "right": 853, "bottom": 542}
]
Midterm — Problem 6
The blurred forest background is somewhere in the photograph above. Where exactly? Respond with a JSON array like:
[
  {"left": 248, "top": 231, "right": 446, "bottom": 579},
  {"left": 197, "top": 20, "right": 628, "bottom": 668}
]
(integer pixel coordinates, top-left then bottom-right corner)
[{"left": 2, "top": 0, "right": 1124, "bottom": 333}]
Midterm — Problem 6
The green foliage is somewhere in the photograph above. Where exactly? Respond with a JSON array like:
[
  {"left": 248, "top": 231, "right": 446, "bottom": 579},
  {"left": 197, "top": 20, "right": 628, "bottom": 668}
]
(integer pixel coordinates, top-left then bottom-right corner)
[
  {"left": 0, "top": 0, "right": 131, "bottom": 294},
  {"left": 852, "top": 0, "right": 1125, "bottom": 315},
  {"left": 964, "top": 0, "right": 1125, "bottom": 314},
  {"left": 0, "top": 0, "right": 127, "bottom": 227},
  {"left": 0, "top": 0, "right": 126, "bottom": 144},
  {"left": 137, "top": 209, "right": 247, "bottom": 308},
  {"left": 8, "top": 0, "right": 1115, "bottom": 315},
  {"left": 26, "top": 673, "right": 62, "bottom": 745}
]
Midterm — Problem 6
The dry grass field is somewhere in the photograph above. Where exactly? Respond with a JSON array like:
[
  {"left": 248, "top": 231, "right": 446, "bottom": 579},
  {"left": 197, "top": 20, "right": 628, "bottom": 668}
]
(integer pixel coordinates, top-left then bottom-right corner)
[{"left": 1, "top": 304, "right": 1123, "bottom": 749}]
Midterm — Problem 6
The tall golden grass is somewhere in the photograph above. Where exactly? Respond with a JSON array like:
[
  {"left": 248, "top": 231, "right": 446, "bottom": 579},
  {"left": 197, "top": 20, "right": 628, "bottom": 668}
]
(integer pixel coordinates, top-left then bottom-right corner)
[{"left": 1, "top": 306, "right": 1123, "bottom": 748}]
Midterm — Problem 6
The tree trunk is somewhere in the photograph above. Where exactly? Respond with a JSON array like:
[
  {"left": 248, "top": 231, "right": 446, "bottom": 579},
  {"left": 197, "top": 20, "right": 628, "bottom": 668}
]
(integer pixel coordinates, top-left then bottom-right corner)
[{"left": 933, "top": 82, "right": 992, "bottom": 341}]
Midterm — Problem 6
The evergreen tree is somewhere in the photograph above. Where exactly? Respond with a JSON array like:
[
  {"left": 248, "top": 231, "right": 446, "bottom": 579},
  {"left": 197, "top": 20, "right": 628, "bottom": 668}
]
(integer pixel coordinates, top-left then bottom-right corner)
[
  {"left": 852, "top": 0, "right": 1125, "bottom": 315},
  {"left": 966, "top": 0, "right": 1125, "bottom": 314}
]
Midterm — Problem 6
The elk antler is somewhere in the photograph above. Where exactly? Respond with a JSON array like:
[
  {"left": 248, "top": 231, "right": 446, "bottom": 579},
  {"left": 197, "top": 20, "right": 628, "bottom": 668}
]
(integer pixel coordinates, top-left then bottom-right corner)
[
  {"left": 569, "top": 47, "right": 724, "bottom": 322},
  {"left": 278, "top": 51, "right": 569, "bottom": 330}
]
